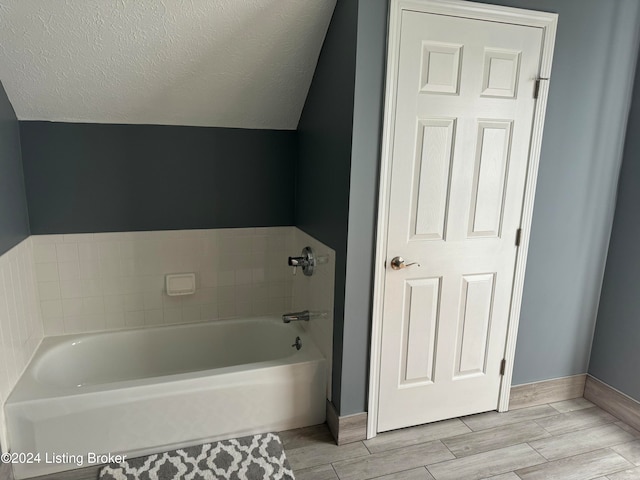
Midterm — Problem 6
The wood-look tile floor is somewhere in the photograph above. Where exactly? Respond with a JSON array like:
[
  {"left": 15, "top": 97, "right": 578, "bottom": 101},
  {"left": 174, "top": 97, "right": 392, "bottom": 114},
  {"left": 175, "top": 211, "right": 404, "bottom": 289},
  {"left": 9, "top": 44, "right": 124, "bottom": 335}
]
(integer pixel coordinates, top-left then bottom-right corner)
[{"left": 279, "top": 399, "right": 640, "bottom": 480}]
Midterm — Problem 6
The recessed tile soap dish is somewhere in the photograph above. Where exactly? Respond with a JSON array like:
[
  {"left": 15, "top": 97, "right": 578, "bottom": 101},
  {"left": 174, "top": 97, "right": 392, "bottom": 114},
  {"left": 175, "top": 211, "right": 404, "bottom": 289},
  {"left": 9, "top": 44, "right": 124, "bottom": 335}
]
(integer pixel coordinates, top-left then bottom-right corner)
[{"left": 165, "top": 273, "right": 196, "bottom": 296}]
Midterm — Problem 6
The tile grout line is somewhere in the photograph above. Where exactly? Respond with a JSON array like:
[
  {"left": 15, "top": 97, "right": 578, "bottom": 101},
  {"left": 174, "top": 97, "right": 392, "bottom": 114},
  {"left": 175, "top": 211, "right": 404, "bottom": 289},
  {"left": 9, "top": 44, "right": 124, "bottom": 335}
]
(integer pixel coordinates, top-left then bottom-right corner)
[
  {"left": 419, "top": 442, "right": 549, "bottom": 480},
  {"left": 439, "top": 418, "right": 551, "bottom": 446},
  {"left": 534, "top": 424, "right": 637, "bottom": 461},
  {"left": 533, "top": 415, "right": 617, "bottom": 436},
  {"left": 612, "top": 440, "right": 640, "bottom": 466},
  {"left": 330, "top": 462, "right": 340, "bottom": 480},
  {"left": 461, "top": 410, "right": 566, "bottom": 433},
  {"left": 548, "top": 403, "right": 595, "bottom": 414},
  {"left": 332, "top": 438, "right": 453, "bottom": 470},
  {"left": 360, "top": 420, "right": 474, "bottom": 455},
  {"left": 525, "top": 441, "right": 546, "bottom": 461},
  {"left": 422, "top": 441, "right": 532, "bottom": 468},
  {"left": 425, "top": 464, "right": 437, "bottom": 479},
  {"left": 544, "top": 404, "right": 598, "bottom": 416},
  {"left": 527, "top": 442, "right": 634, "bottom": 466},
  {"left": 596, "top": 447, "right": 637, "bottom": 479},
  {"left": 459, "top": 416, "right": 474, "bottom": 431},
  {"left": 439, "top": 436, "right": 459, "bottom": 459},
  {"left": 364, "top": 432, "right": 471, "bottom": 457},
  {"left": 363, "top": 440, "right": 374, "bottom": 455},
  {"left": 366, "top": 465, "right": 434, "bottom": 480}
]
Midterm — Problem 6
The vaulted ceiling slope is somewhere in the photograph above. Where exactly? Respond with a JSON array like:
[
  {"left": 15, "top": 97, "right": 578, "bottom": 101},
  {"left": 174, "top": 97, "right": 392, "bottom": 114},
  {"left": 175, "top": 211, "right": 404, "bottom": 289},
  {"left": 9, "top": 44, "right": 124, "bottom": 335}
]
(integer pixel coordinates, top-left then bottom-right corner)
[{"left": 0, "top": 0, "right": 336, "bottom": 130}]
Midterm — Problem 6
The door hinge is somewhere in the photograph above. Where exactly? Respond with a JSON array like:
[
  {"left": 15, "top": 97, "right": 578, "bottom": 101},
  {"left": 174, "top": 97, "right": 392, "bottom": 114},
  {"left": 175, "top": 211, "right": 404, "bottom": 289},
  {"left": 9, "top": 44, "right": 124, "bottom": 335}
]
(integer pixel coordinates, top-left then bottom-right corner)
[
  {"left": 515, "top": 228, "right": 522, "bottom": 247},
  {"left": 500, "top": 359, "right": 507, "bottom": 376},
  {"left": 534, "top": 78, "right": 550, "bottom": 99}
]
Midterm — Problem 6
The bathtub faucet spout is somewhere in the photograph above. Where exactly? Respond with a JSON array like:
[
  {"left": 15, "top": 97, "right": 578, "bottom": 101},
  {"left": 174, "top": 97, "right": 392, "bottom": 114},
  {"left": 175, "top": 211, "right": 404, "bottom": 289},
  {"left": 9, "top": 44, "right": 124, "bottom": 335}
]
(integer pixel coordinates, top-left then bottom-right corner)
[{"left": 282, "top": 310, "right": 310, "bottom": 323}]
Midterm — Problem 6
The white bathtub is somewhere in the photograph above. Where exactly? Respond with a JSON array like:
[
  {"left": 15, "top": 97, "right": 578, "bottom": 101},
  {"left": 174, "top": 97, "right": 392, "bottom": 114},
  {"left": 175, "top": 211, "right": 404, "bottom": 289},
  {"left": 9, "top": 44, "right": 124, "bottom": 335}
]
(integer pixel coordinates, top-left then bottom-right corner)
[{"left": 5, "top": 316, "right": 326, "bottom": 479}]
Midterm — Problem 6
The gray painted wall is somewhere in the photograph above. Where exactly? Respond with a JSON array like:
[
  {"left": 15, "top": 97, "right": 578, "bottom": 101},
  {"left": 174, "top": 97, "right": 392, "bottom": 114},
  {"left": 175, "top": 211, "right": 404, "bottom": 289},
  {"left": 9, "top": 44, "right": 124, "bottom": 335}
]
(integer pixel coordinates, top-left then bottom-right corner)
[
  {"left": 589, "top": 49, "right": 640, "bottom": 403},
  {"left": 295, "top": 0, "right": 359, "bottom": 412},
  {"left": 474, "top": 0, "right": 640, "bottom": 385},
  {"left": 341, "top": 0, "right": 388, "bottom": 415},
  {"left": 0, "top": 81, "right": 30, "bottom": 255},
  {"left": 20, "top": 122, "right": 297, "bottom": 234},
  {"left": 312, "top": 0, "right": 640, "bottom": 415}
]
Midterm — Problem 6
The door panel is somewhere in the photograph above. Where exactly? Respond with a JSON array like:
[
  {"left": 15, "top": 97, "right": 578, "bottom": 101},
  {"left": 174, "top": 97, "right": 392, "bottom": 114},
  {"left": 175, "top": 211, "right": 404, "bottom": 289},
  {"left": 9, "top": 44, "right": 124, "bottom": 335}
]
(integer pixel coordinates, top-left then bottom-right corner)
[
  {"left": 419, "top": 42, "right": 463, "bottom": 94},
  {"left": 401, "top": 277, "right": 441, "bottom": 384},
  {"left": 481, "top": 49, "right": 521, "bottom": 98},
  {"left": 412, "top": 118, "right": 456, "bottom": 240},
  {"left": 468, "top": 120, "right": 512, "bottom": 237},
  {"left": 378, "top": 10, "right": 544, "bottom": 432},
  {"left": 455, "top": 273, "right": 495, "bottom": 378}
]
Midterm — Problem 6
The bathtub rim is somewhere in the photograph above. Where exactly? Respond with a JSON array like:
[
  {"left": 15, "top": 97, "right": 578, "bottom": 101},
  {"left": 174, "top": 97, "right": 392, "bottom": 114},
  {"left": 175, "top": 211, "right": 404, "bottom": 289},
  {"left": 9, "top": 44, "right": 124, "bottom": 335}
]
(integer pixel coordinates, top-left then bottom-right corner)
[{"left": 6, "top": 315, "right": 322, "bottom": 403}]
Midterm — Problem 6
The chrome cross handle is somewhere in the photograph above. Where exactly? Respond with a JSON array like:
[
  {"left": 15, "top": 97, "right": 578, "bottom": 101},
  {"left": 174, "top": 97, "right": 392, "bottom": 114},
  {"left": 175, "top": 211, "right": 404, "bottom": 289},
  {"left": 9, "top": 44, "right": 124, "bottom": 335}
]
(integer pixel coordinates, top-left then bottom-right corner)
[{"left": 390, "top": 256, "right": 420, "bottom": 270}]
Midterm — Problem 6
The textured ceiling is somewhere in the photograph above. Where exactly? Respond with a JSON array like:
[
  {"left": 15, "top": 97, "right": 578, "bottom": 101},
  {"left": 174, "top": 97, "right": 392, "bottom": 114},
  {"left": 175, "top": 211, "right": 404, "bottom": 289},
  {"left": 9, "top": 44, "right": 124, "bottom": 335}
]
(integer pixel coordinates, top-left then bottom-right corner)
[{"left": 0, "top": 0, "right": 336, "bottom": 129}]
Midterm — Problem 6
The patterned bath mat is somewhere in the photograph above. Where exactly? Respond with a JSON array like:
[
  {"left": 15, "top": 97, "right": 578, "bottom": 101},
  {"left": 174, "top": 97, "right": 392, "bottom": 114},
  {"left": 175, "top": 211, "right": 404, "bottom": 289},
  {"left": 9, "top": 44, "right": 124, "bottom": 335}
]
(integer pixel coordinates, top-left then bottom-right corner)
[{"left": 99, "top": 433, "right": 295, "bottom": 480}]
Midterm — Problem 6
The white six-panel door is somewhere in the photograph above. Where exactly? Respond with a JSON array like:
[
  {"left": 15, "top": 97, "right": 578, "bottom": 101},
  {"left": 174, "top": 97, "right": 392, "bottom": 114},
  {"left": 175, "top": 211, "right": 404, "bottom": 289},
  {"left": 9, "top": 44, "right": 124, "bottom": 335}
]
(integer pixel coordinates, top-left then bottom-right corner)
[{"left": 376, "top": 4, "right": 553, "bottom": 432}]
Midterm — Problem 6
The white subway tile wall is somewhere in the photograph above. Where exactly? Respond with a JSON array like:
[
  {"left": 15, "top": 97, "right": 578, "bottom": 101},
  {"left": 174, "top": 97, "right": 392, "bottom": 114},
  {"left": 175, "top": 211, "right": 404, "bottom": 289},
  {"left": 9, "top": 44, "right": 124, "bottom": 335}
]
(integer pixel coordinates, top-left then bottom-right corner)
[
  {"left": 291, "top": 229, "right": 335, "bottom": 400},
  {"left": 33, "top": 228, "right": 296, "bottom": 335},
  {"left": 0, "top": 238, "right": 44, "bottom": 450}
]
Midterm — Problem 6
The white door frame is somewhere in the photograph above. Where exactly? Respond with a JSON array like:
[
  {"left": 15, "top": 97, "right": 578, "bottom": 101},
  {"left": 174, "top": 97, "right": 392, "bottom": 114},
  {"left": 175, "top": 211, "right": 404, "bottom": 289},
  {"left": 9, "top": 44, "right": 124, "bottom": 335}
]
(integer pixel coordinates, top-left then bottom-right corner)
[{"left": 367, "top": 0, "right": 557, "bottom": 439}]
